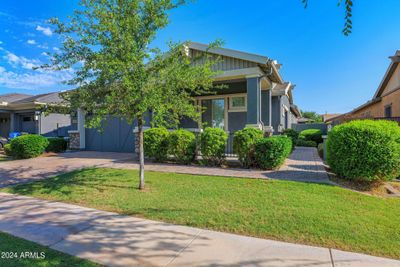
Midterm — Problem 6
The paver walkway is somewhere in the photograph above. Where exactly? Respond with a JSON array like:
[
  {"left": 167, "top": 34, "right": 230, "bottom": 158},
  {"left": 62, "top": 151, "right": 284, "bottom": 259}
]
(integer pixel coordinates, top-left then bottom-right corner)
[
  {"left": 0, "top": 147, "right": 330, "bottom": 188},
  {"left": 0, "top": 192, "right": 398, "bottom": 267}
]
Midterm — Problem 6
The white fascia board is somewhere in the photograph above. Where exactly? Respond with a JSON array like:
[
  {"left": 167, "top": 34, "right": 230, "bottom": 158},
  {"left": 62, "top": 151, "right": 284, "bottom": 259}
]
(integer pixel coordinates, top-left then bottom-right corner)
[
  {"left": 213, "top": 67, "right": 264, "bottom": 81},
  {"left": 188, "top": 42, "right": 269, "bottom": 65}
]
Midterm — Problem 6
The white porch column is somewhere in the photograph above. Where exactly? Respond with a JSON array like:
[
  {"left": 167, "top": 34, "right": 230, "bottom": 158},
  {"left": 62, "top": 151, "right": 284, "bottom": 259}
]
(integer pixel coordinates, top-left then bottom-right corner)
[{"left": 77, "top": 108, "right": 85, "bottom": 149}]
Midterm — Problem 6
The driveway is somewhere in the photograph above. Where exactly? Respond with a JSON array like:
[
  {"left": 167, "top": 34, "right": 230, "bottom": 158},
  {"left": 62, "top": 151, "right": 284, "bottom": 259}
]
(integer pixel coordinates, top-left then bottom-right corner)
[
  {"left": 0, "top": 151, "right": 134, "bottom": 188},
  {"left": 0, "top": 147, "right": 330, "bottom": 188}
]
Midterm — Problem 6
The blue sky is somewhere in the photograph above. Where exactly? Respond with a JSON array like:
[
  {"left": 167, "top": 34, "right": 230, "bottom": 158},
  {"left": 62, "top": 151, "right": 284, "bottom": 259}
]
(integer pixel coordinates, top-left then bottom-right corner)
[{"left": 0, "top": 0, "right": 399, "bottom": 114}]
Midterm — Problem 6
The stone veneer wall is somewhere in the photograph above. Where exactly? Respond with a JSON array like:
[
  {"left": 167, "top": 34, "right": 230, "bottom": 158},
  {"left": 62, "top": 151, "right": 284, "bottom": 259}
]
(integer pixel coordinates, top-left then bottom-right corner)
[{"left": 69, "top": 132, "right": 80, "bottom": 150}]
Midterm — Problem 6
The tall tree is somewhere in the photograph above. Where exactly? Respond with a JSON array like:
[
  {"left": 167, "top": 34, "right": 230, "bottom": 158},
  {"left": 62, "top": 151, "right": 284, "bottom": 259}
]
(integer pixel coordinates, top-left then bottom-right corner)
[
  {"left": 301, "top": 111, "right": 323, "bottom": 122},
  {"left": 41, "top": 0, "right": 220, "bottom": 190}
]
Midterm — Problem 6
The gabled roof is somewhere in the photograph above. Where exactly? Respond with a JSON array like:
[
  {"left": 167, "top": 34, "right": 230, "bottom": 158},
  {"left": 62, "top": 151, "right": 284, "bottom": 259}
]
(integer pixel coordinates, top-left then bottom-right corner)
[
  {"left": 0, "top": 93, "right": 32, "bottom": 104},
  {"left": 187, "top": 42, "right": 284, "bottom": 84},
  {"left": 0, "top": 92, "right": 65, "bottom": 108},
  {"left": 188, "top": 42, "right": 269, "bottom": 65},
  {"left": 373, "top": 50, "right": 400, "bottom": 99}
]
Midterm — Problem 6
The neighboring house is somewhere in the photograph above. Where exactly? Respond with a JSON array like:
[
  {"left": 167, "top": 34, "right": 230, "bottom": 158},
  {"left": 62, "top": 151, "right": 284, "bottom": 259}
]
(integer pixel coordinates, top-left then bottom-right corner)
[
  {"left": 322, "top": 113, "right": 341, "bottom": 123},
  {"left": 0, "top": 92, "right": 72, "bottom": 138},
  {"left": 70, "top": 42, "right": 302, "bottom": 153},
  {"left": 297, "top": 117, "right": 314, "bottom": 124},
  {"left": 327, "top": 50, "right": 400, "bottom": 125}
]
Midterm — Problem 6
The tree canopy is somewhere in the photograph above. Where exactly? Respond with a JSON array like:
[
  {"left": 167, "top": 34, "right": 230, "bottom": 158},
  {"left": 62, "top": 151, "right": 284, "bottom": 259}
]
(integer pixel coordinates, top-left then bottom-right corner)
[{"left": 41, "top": 0, "right": 221, "bottom": 189}]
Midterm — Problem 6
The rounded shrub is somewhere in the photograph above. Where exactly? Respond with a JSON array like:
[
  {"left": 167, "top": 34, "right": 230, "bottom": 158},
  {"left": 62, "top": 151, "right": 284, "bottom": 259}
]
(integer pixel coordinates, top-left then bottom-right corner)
[
  {"left": 299, "top": 129, "right": 323, "bottom": 144},
  {"left": 255, "top": 136, "right": 292, "bottom": 170},
  {"left": 3, "top": 144, "right": 13, "bottom": 157},
  {"left": 200, "top": 127, "right": 228, "bottom": 166},
  {"left": 233, "top": 127, "right": 263, "bottom": 168},
  {"left": 10, "top": 134, "right": 49, "bottom": 159},
  {"left": 144, "top": 128, "right": 169, "bottom": 162},
  {"left": 327, "top": 120, "right": 400, "bottom": 182},
  {"left": 282, "top": 128, "right": 299, "bottom": 150},
  {"left": 296, "top": 138, "right": 317, "bottom": 147},
  {"left": 168, "top": 129, "right": 196, "bottom": 164},
  {"left": 46, "top": 137, "right": 68, "bottom": 153}
]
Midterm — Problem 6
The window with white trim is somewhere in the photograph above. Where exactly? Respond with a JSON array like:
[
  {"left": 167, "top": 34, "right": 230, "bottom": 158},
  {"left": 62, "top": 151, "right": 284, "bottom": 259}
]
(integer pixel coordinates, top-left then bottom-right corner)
[{"left": 229, "top": 96, "right": 246, "bottom": 111}]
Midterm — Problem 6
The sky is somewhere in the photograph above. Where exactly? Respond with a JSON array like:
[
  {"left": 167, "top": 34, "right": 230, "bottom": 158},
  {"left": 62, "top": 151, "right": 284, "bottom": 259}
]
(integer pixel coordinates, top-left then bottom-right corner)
[{"left": 0, "top": 0, "right": 399, "bottom": 114}]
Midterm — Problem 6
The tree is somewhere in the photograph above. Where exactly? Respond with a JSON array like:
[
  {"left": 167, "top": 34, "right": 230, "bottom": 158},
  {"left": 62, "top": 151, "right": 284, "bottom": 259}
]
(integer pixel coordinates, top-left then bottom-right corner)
[
  {"left": 301, "top": 111, "right": 323, "bottom": 122},
  {"left": 302, "top": 0, "right": 354, "bottom": 36},
  {"left": 41, "top": 0, "right": 220, "bottom": 190}
]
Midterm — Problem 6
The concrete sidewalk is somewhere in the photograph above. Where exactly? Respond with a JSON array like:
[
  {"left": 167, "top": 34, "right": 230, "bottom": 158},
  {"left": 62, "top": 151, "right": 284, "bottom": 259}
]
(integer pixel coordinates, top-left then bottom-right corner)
[{"left": 0, "top": 193, "right": 398, "bottom": 267}]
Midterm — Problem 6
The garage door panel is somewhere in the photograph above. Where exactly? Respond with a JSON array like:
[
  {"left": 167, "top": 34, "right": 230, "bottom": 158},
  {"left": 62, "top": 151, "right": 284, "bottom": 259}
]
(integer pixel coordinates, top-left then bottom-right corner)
[{"left": 85, "top": 117, "right": 134, "bottom": 153}]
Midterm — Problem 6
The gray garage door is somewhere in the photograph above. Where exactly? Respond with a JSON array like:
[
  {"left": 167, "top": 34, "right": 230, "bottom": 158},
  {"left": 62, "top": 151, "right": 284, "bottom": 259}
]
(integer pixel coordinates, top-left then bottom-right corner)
[{"left": 85, "top": 117, "right": 135, "bottom": 153}]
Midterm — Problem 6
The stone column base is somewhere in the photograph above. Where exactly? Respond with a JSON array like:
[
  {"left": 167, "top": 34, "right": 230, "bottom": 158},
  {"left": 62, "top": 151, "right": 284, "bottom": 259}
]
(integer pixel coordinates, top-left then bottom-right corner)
[{"left": 68, "top": 130, "right": 80, "bottom": 150}]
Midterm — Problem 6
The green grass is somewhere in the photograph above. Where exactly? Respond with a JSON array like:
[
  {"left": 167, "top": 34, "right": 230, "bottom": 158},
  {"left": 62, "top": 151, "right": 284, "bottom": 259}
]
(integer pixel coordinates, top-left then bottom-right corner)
[
  {"left": 2, "top": 168, "right": 400, "bottom": 259},
  {"left": 0, "top": 232, "right": 99, "bottom": 267}
]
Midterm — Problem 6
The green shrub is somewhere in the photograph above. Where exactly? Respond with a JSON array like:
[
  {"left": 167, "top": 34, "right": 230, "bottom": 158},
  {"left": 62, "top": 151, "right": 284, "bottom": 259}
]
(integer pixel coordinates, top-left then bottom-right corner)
[
  {"left": 317, "top": 143, "right": 324, "bottom": 159},
  {"left": 144, "top": 128, "right": 169, "bottom": 162},
  {"left": 299, "top": 129, "right": 323, "bottom": 144},
  {"left": 327, "top": 120, "right": 400, "bottom": 182},
  {"left": 10, "top": 134, "right": 49, "bottom": 159},
  {"left": 282, "top": 128, "right": 299, "bottom": 150},
  {"left": 296, "top": 138, "right": 317, "bottom": 147},
  {"left": 46, "top": 137, "right": 68, "bottom": 153},
  {"left": 233, "top": 127, "right": 263, "bottom": 168},
  {"left": 254, "top": 136, "right": 292, "bottom": 170},
  {"left": 3, "top": 144, "right": 13, "bottom": 157},
  {"left": 168, "top": 129, "right": 196, "bottom": 164},
  {"left": 200, "top": 127, "right": 228, "bottom": 166}
]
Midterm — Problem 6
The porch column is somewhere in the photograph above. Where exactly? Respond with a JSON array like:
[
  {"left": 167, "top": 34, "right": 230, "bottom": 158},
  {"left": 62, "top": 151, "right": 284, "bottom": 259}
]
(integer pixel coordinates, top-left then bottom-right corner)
[
  {"left": 246, "top": 76, "right": 262, "bottom": 129},
  {"left": 77, "top": 108, "right": 86, "bottom": 149},
  {"left": 9, "top": 112, "right": 16, "bottom": 133}
]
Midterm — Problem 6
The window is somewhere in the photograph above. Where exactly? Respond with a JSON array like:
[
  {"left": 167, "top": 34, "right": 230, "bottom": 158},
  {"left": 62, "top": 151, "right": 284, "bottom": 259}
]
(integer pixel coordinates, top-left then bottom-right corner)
[
  {"left": 23, "top": 116, "right": 33, "bottom": 122},
  {"left": 229, "top": 96, "right": 246, "bottom": 111},
  {"left": 212, "top": 99, "right": 225, "bottom": 129},
  {"left": 384, "top": 105, "right": 392, "bottom": 118}
]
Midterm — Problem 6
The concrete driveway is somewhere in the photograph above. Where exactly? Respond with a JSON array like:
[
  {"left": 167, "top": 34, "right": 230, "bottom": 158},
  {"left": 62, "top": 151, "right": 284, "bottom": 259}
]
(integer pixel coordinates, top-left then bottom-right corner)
[{"left": 0, "top": 151, "right": 134, "bottom": 188}]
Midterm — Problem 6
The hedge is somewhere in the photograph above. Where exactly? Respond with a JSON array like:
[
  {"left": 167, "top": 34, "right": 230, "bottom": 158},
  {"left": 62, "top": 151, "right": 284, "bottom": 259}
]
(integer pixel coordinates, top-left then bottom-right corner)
[
  {"left": 282, "top": 128, "right": 298, "bottom": 150},
  {"left": 144, "top": 128, "right": 169, "bottom": 162},
  {"left": 299, "top": 129, "right": 323, "bottom": 144},
  {"left": 255, "top": 136, "right": 292, "bottom": 170},
  {"left": 200, "top": 127, "right": 228, "bottom": 166},
  {"left": 296, "top": 138, "right": 317, "bottom": 147},
  {"left": 233, "top": 127, "right": 263, "bottom": 168},
  {"left": 10, "top": 134, "right": 49, "bottom": 159},
  {"left": 46, "top": 137, "right": 68, "bottom": 153},
  {"left": 327, "top": 120, "right": 400, "bottom": 182},
  {"left": 168, "top": 129, "right": 196, "bottom": 164},
  {"left": 4, "top": 144, "right": 12, "bottom": 157}
]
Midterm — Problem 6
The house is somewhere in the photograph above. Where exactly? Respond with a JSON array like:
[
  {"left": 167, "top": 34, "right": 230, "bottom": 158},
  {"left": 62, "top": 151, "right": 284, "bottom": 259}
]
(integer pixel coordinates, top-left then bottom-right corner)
[
  {"left": 326, "top": 50, "right": 400, "bottom": 125},
  {"left": 322, "top": 113, "right": 341, "bottom": 123},
  {"left": 69, "top": 42, "right": 301, "bottom": 153},
  {"left": 0, "top": 92, "right": 72, "bottom": 138}
]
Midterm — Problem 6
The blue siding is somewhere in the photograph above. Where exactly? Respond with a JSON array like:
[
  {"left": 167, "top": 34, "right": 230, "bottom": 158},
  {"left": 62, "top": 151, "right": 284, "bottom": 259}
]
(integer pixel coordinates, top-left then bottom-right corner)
[
  {"left": 85, "top": 116, "right": 135, "bottom": 153},
  {"left": 246, "top": 77, "right": 260, "bottom": 125},
  {"left": 228, "top": 112, "right": 246, "bottom": 132},
  {"left": 261, "top": 90, "right": 271, "bottom": 126}
]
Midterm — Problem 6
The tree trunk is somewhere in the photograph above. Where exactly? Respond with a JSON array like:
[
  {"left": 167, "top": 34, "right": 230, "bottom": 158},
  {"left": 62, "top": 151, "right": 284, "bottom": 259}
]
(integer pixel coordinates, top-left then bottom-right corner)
[{"left": 138, "top": 118, "right": 145, "bottom": 190}]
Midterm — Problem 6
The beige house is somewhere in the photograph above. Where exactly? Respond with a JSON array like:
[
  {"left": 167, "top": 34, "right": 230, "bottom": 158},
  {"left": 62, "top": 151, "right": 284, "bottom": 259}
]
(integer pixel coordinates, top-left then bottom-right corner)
[{"left": 327, "top": 50, "right": 400, "bottom": 125}]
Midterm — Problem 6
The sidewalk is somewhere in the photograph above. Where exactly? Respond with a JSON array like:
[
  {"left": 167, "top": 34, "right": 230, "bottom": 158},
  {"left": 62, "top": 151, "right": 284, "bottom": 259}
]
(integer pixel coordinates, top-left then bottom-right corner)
[{"left": 0, "top": 193, "right": 398, "bottom": 267}]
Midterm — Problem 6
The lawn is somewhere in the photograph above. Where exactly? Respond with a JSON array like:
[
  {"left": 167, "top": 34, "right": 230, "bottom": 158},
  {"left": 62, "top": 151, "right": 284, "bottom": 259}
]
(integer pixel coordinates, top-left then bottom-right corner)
[
  {"left": 2, "top": 168, "right": 400, "bottom": 259},
  {"left": 0, "top": 232, "right": 99, "bottom": 267}
]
